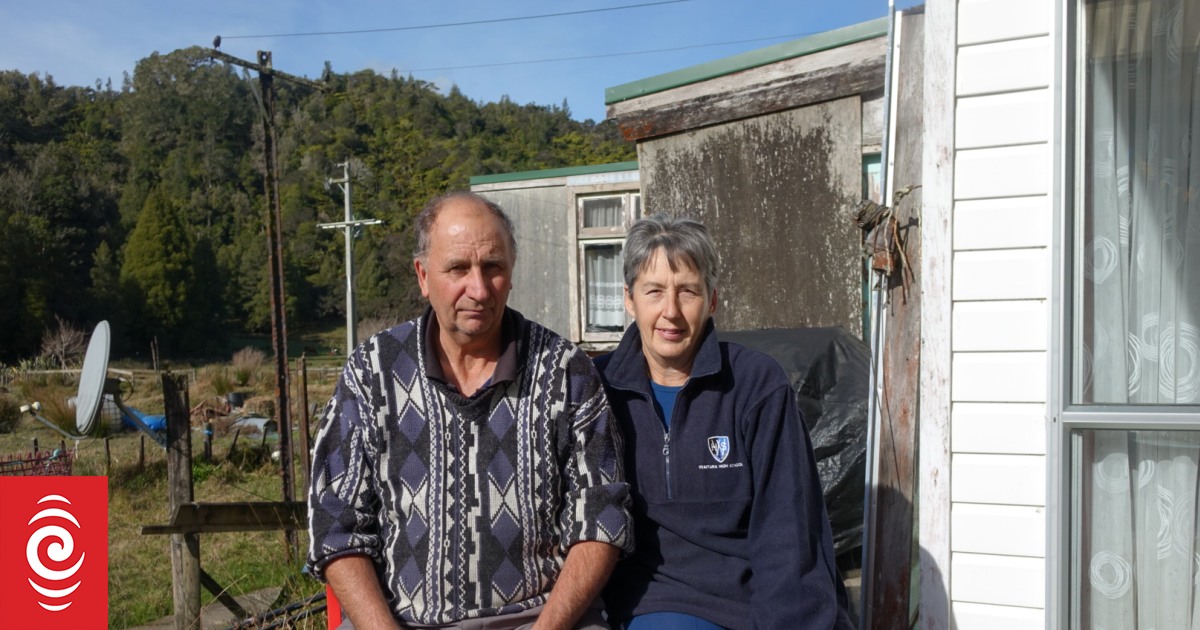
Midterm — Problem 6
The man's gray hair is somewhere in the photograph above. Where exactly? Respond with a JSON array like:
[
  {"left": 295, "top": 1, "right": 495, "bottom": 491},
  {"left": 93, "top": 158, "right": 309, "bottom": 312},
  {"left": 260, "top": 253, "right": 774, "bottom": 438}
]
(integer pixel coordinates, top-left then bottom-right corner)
[
  {"left": 413, "top": 191, "right": 517, "bottom": 260},
  {"left": 623, "top": 214, "right": 718, "bottom": 293}
]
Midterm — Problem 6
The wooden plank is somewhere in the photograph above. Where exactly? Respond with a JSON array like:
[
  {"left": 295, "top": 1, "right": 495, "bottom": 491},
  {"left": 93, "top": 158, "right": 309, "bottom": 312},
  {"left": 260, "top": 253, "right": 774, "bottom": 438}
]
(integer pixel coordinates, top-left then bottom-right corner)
[
  {"left": 952, "top": 601, "right": 1046, "bottom": 629},
  {"left": 952, "top": 402, "right": 1047, "bottom": 455},
  {"left": 958, "top": 0, "right": 1051, "bottom": 45},
  {"left": 953, "top": 249, "right": 1049, "bottom": 301},
  {"left": 862, "top": 90, "right": 886, "bottom": 148},
  {"left": 954, "top": 196, "right": 1050, "bottom": 250},
  {"left": 611, "top": 38, "right": 886, "bottom": 142},
  {"left": 956, "top": 36, "right": 1051, "bottom": 96},
  {"left": 951, "top": 454, "right": 1046, "bottom": 505},
  {"left": 199, "top": 568, "right": 249, "bottom": 619},
  {"left": 868, "top": 10, "right": 924, "bottom": 629},
  {"left": 142, "top": 501, "right": 307, "bottom": 535},
  {"left": 919, "top": 0, "right": 956, "bottom": 626},
  {"left": 163, "top": 373, "right": 200, "bottom": 630},
  {"left": 952, "top": 351, "right": 1048, "bottom": 403},
  {"left": 951, "top": 552, "right": 1046, "bottom": 608},
  {"left": 610, "top": 36, "right": 885, "bottom": 116},
  {"left": 956, "top": 89, "right": 1051, "bottom": 149},
  {"left": 952, "top": 504, "right": 1046, "bottom": 556},
  {"left": 953, "top": 300, "right": 1047, "bottom": 351},
  {"left": 955, "top": 145, "right": 1050, "bottom": 199}
]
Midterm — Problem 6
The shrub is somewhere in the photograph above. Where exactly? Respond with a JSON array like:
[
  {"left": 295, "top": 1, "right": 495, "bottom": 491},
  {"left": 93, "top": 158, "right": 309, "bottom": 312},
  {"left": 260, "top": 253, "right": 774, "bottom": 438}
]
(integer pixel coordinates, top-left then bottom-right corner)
[
  {"left": 209, "top": 368, "right": 234, "bottom": 397},
  {"left": 232, "top": 347, "right": 266, "bottom": 387},
  {"left": 0, "top": 396, "right": 20, "bottom": 433},
  {"left": 39, "top": 316, "right": 88, "bottom": 370}
]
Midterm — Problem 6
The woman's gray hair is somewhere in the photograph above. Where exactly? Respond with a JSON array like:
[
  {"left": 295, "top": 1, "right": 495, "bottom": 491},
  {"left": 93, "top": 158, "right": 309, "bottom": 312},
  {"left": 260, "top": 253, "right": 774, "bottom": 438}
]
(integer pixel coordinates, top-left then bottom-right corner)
[
  {"left": 623, "top": 214, "right": 718, "bottom": 293},
  {"left": 413, "top": 191, "right": 517, "bottom": 260}
]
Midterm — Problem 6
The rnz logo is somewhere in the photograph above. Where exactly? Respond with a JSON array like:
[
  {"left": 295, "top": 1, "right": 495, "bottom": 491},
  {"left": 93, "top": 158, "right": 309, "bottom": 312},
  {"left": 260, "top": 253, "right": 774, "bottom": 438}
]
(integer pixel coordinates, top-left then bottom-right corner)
[
  {"left": 28, "top": 494, "right": 88, "bottom": 611},
  {"left": 0, "top": 476, "right": 108, "bottom": 629}
]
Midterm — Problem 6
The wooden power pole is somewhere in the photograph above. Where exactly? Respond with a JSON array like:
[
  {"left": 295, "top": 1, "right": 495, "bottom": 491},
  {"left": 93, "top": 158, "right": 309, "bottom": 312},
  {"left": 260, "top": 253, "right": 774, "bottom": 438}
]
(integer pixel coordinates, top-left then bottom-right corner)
[{"left": 207, "top": 47, "right": 327, "bottom": 554}]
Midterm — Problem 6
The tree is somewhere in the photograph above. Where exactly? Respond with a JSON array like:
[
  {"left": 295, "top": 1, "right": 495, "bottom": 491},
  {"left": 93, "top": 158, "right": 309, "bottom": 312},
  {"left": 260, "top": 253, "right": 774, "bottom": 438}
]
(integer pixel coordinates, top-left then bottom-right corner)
[
  {"left": 39, "top": 316, "right": 87, "bottom": 369},
  {"left": 119, "top": 188, "right": 199, "bottom": 353}
]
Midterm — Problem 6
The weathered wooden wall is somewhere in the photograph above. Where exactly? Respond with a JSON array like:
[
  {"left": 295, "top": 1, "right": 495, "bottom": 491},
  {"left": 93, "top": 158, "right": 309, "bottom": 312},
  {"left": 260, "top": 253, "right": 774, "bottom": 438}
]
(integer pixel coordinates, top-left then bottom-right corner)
[
  {"left": 479, "top": 187, "right": 572, "bottom": 339},
  {"left": 638, "top": 97, "right": 865, "bottom": 336}
]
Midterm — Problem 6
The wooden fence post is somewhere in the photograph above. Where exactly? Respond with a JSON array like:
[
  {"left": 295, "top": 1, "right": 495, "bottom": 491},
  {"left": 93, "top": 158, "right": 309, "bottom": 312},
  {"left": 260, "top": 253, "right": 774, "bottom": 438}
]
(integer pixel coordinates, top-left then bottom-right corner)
[
  {"left": 162, "top": 372, "right": 200, "bottom": 630},
  {"left": 228, "top": 428, "right": 241, "bottom": 461},
  {"left": 297, "top": 355, "right": 312, "bottom": 499}
]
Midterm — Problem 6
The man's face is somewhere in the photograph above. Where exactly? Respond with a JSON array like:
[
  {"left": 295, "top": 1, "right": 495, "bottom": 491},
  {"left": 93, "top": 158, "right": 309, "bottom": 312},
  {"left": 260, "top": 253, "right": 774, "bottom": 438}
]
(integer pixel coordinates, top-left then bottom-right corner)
[
  {"left": 414, "top": 199, "right": 514, "bottom": 348},
  {"left": 624, "top": 248, "right": 717, "bottom": 382}
]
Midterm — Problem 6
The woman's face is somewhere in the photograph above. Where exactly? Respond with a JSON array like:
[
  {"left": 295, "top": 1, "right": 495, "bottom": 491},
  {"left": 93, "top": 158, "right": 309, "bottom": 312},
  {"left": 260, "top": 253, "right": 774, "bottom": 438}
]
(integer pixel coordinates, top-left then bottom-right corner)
[{"left": 624, "top": 248, "right": 717, "bottom": 384}]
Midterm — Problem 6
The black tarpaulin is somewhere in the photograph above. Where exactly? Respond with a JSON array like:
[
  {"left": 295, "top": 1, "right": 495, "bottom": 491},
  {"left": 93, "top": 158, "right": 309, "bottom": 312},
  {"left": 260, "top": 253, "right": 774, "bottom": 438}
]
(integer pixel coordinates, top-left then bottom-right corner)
[{"left": 720, "top": 327, "right": 869, "bottom": 558}]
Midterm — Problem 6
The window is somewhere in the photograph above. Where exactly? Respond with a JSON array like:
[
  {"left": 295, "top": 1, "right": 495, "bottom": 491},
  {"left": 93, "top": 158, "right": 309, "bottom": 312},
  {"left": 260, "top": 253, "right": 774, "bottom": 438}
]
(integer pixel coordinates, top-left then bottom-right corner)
[
  {"left": 1065, "top": 0, "right": 1200, "bottom": 627},
  {"left": 576, "top": 191, "right": 640, "bottom": 343}
]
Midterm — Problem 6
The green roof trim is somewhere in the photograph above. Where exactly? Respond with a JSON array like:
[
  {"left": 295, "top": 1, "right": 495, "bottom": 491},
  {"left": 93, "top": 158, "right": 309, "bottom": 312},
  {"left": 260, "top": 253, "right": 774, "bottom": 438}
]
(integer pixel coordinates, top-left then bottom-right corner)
[
  {"left": 469, "top": 161, "right": 639, "bottom": 185},
  {"left": 605, "top": 17, "right": 887, "bottom": 106}
]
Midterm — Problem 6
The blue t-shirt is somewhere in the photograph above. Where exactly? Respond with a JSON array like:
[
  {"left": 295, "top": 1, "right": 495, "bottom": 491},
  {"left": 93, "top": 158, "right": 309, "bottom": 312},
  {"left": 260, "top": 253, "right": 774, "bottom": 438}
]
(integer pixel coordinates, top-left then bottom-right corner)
[{"left": 650, "top": 381, "right": 684, "bottom": 430}]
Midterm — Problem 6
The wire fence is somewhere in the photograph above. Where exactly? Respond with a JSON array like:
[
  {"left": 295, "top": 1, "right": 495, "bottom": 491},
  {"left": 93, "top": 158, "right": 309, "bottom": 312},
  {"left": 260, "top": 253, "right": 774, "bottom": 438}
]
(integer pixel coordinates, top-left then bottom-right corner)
[{"left": 0, "top": 449, "right": 74, "bottom": 476}]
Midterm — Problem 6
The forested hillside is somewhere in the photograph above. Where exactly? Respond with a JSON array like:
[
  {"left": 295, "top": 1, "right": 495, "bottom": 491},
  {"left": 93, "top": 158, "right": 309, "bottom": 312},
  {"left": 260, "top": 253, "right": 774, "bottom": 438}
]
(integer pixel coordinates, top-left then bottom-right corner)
[{"left": 0, "top": 46, "right": 634, "bottom": 362}]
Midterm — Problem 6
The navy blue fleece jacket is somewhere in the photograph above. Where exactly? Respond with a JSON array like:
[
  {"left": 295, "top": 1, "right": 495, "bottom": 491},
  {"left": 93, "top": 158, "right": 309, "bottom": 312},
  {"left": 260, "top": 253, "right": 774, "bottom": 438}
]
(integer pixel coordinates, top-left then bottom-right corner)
[{"left": 597, "top": 321, "right": 852, "bottom": 630}]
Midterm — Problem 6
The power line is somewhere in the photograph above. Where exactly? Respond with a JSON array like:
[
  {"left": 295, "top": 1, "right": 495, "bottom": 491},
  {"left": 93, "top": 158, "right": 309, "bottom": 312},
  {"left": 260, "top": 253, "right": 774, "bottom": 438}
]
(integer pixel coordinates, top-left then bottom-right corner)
[
  {"left": 401, "top": 33, "right": 816, "bottom": 73},
  {"left": 222, "top": 0, "right": 691, "bottom": 40}
]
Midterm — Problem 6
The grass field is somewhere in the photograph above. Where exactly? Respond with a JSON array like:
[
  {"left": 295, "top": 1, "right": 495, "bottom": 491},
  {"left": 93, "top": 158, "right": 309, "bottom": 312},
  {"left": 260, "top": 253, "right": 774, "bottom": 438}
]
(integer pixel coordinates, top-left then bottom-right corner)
[{"left": 0, "top": 362, "right": 341, "bottom": 629}]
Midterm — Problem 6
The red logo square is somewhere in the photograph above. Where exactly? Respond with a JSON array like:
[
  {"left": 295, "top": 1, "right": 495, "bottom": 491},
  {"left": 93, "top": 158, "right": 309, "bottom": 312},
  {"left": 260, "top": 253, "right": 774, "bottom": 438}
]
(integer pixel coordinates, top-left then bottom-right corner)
[{"left": 0, "top": 476, "right": 109, "bottom": 629}]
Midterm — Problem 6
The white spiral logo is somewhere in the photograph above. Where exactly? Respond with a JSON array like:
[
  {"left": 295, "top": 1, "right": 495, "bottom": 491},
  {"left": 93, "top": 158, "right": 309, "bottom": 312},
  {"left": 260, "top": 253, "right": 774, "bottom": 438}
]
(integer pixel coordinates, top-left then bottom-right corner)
[{"left": 26, "top": 494, "right": 86, "bottom": 612}]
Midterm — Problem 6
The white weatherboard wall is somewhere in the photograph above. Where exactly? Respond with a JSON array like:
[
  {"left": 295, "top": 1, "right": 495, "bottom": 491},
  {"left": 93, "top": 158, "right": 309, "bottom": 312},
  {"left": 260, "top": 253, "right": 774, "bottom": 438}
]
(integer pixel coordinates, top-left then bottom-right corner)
[{"left": 947, "top": 0, "right": 1053, "bottom": 627}]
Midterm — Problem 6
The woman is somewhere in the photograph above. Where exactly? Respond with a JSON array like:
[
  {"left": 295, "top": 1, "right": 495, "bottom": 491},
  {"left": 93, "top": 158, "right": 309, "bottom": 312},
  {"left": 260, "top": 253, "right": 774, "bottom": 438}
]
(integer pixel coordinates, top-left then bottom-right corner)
[{"left": 596, "top": 215, "right": 852, "bottom": 630}]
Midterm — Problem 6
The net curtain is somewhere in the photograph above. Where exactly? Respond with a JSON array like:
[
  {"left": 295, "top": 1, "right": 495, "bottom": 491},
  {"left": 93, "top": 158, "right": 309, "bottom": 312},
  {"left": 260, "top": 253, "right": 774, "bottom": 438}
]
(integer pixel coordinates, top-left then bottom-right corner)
[{"left": 1078, "top": 0, "right": 1200, "bottom": 627}]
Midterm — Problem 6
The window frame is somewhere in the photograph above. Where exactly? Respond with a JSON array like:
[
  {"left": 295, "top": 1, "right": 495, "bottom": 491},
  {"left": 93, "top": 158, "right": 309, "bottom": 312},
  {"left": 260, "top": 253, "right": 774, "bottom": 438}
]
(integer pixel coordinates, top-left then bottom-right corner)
[
  {"left": 1050, "top": 0, "right": 1200, "bottom": 627},
  {"left": 570, "top": 184, "right": 641, "bottom": 346}
]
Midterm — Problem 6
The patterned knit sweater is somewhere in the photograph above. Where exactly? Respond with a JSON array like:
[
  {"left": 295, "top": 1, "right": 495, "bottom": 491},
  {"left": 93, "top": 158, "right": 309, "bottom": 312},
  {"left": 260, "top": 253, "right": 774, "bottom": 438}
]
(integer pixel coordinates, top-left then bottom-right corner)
[{"left": 307, "top": 308, "right": 633, "bottom": 624}]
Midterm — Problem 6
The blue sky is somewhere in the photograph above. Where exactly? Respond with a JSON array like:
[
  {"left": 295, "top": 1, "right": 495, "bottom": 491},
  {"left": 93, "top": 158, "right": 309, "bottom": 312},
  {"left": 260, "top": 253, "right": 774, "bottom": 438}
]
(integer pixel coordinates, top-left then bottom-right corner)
[{"left": 1, "top": 0, "right": 908, "bottom": 122}]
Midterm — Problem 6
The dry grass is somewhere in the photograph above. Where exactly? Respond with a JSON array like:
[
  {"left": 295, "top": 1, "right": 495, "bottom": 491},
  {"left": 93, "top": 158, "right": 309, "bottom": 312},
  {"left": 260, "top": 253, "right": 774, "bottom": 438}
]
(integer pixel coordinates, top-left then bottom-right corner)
[
  {"left": 0, "top": 422, "right": 324, "bottom": 629},
  {"left": 0, "top": 360, "right": 341, "bottom": 629},
  {"left": 232, "top": 347, "right": 267, "bottom": 388}
]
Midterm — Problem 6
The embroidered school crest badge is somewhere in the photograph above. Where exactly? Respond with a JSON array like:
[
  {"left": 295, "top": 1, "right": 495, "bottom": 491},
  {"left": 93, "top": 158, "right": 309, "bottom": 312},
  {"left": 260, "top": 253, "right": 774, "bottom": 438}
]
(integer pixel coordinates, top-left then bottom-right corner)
[{"left": 707, "top": 436, "right": 730, "bottom": 463}]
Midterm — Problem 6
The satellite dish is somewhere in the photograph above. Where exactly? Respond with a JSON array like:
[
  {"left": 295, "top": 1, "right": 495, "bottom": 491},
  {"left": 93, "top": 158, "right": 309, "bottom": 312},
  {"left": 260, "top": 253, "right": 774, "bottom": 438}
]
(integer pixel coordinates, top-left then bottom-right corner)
[
  {"left": 75, "top": 320, "right": 111, "bottom": 435},
  {"left": 23, "top": 320, "right": 165, "bottom": 447}
]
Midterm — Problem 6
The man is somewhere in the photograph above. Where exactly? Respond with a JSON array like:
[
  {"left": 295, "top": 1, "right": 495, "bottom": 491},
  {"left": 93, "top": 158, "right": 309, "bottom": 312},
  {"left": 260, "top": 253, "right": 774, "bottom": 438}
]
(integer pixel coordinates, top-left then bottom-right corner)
[
  {"left": 596, "top": 215, "right": 853, "bottom": 630},
  {"left": 308, "top": 192, "right": 633, "bottom": 629}
]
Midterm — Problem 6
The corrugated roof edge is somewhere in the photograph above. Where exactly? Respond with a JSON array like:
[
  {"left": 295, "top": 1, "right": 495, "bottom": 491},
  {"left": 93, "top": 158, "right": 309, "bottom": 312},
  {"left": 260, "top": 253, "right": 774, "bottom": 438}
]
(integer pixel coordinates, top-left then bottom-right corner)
[
  {"left": 604, "top": 16, "right": 888, "bottom": 106},
  {"left": 469, "top": 160, "right": 639, "bottom": 186}
]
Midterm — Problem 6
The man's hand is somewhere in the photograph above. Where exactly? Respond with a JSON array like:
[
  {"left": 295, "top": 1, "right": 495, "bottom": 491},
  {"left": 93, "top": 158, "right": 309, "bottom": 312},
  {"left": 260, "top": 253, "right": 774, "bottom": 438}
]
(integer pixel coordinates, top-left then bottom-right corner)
[
  {"left": 325, "top": 555, "right": 401, "bottom": 630},
  {"left": 532, "top": 541, "right": 619, "bottom": 630}
]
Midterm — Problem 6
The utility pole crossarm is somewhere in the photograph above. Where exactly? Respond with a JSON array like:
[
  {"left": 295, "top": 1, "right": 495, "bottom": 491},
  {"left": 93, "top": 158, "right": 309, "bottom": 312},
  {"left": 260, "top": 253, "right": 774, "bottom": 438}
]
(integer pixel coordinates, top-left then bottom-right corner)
[
  {"left": 206, "top": 48, "right": 330, "bottom": 92},
  {"left": 318, "top": 219, "right": 382, "bottom": 230}
]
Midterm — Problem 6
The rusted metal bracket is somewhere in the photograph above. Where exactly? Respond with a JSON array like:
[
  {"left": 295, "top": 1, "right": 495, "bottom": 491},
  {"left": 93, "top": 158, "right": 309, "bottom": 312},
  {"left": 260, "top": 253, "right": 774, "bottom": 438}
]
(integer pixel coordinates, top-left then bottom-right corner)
[{"left": 855, "top": 184, "right": 921, "bottom": 302}]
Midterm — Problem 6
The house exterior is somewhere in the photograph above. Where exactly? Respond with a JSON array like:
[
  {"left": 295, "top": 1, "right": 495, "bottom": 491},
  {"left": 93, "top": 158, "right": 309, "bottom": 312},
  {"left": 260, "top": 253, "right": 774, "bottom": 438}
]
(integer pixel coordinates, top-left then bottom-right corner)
[
  {"left": 469, "top": 162, "right": 641, "bottom": 350},
  {"left": 601, "top": 1, "right": 1200, "bottom": 629}
]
